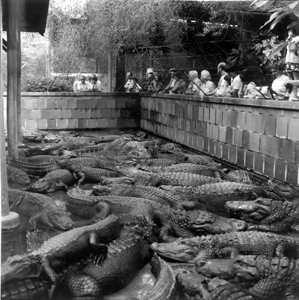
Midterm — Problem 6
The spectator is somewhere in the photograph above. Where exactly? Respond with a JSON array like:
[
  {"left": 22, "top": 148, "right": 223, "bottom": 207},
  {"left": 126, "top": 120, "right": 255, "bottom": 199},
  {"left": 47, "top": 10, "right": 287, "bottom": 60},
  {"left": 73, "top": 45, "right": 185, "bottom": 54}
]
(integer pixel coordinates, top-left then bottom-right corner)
[
  {"left": 89, "top": 74, "right": 103, "bottom": 92},
  {"left": 164, "top": 68, "right": 177, "bottom": 93},
  {"left": 147, "top": 72, "right": 164, "bottom": 93},
  {"left": 228, "top": 67, "right": 242, "bottom": 97},
  {"left": 75, "top": 75, "right": 90, "bottom": 92},
  {"left": 124, "top": 73, "right": 141, "bottom": 93},
  {"left": 170, "top": 71, "right": 186, "bottom": 94},
  {"left": 210, "top": 62, "right": 228, "bottom": 95},
  {"left": 73, "top": 75, "right": 81, "bottom": 92},
  {"left": 141, "top": 72, "right": 154, "bottom": 92},
  {"left": 214, "top": 74, "right": 232, "bottom": 97},
  {"left": 271, "top": 64, "right": 292, "bottom": 100},
  {"left": 285, "top": 21, "right": 299, "bottom": 101},
  {"left": 199, "top": 70, "right": 216, "bottom": 96},
  {"left": 185, "top": 70, "right": 201, "bottom": 95}
]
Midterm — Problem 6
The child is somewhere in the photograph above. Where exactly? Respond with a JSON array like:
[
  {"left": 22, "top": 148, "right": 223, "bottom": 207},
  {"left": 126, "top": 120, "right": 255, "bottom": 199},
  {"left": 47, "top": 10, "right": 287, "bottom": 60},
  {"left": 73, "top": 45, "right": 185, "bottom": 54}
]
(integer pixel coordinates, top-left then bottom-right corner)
[{"left": 214, "top": 75, "right": 231, "bottom": 97}]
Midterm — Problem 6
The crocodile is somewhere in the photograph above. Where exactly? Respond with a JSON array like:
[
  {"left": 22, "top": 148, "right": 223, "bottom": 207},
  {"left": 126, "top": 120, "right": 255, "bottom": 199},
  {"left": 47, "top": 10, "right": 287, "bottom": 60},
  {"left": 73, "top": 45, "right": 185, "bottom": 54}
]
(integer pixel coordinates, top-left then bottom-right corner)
[
  {"left": 8, "top": 188, "right": 74, "bottom": 230},
  {"left": 8, "top": 157, "right": 60, "bottom": 177},
  {"left": 25, "top": 169, "right": 76, "bottom": 193},
  {"left": 92, "top": 183, "right": 186, "bottom": 207},
  {"left": 116, "top": 166, "right": 222, "bottom": 187},
  {"left": 7, "top": 165, "right": 31, "bottom": 185},
  {"left": 176, "top": 271, "right": 254, "bottom": 300},
  {"left": 160, "top": 182, "right": 265, "bottom": 212},
  {"left": 196, "top": 255, "right": 299, "bottom": 300},
  {"left": 225, "top": 198, "right": 299, "bottom": 233},
  {"left": 57, "top": 159, "right": 119, "bottom": 185},
  {"left": 2, "top": 214, "right": 122, "bottom": 297},
  {"left": 142, "top": 254, "right": 176, "bottom": 300},
  {"left": 151, "top": 231, "right": 299, "bottom": 262},
  {"left": 67, "top": 187, "right": 246, "bottom": 242},
  {"left": 267, "top": 179, "right": 299, "bottom": 205}
]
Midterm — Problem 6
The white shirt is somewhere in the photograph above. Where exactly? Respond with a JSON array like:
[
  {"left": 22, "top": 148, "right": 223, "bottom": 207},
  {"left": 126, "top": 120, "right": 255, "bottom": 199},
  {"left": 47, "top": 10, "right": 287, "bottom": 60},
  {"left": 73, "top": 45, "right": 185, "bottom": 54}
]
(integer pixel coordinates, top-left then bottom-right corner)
[
  {"left": 272, "top": 75, "right": 289, "bottom": 95},
  {"left": 231, "top": 75, "right": 242, "bottom": 90},
  {"left": 89, "top": 81, "right": 103, "bottom": 92},
  {"left": 75, "top": 82, "right": 90, "bottom": 92},
  {"left": 286, "top": 36, "right": 299, "bottom": 64}
]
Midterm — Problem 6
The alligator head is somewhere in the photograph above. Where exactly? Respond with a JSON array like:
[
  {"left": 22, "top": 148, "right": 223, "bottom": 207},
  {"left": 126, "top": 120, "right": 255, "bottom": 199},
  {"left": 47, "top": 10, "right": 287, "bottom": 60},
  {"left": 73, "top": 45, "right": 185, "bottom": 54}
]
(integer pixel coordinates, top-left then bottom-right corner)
[
  {"left": 225, "top": 198, "right": 272, "bottom": 223},
  {"left": 151, "top": 238, "right": 201, "bottom": 262},
  {"left": 99, "top": 176, "right": 136, "bottom": 186},
  {"left": 11, "top": 172, "right": 31, "bottom": 185},
  {"left": 26, "top": 179, "right": 54, "bottom": 193},
  {"left": 195, "top": 255, "right": 261, "bottom": 286},
  {"left": 114, "top": 165, "right": 139, "bottom": 176},
  {"left": 268, "top": 179, "right": 299, "bottom": 203},
  {"left": 1, "top": 254, "right": 41, "bottom": 283},
  {"left": 47, "top": 209, "right": 74, "bottom": 230},
  {"left": 188, "top": 210, "right": 248, "bottom": 234},
  {"left": 92, "top": 184, "right": 113, "bottom": 195}
]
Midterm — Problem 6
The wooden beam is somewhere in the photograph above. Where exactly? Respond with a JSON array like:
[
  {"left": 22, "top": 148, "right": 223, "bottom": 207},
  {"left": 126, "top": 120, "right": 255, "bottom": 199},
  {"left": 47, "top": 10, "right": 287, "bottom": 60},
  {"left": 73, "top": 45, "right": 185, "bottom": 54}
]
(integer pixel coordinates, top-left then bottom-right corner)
[
  {"left": 7, "top": 0, "right": 20, "bottom": 159},
  {"left": 0, "top": 0, "right": 9, "bottom": 216}
]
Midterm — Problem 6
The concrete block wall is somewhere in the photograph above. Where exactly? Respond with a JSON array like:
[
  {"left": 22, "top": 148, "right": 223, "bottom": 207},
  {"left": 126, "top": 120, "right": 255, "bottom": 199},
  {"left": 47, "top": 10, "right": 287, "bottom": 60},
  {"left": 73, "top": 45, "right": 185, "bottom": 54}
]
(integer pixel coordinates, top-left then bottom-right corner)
[
  {"left": 3, "top": 92, "right": 140, "bottom": 131},
  {"left": 140, "top": 94, "right": 299, "bottom": 186}
]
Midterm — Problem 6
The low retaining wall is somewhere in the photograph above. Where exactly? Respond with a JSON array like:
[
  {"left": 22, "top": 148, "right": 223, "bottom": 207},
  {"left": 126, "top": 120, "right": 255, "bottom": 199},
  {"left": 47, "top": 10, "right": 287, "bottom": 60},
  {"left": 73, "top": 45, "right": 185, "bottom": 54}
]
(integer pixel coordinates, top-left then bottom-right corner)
[
  {"left": 3, "top": 92, "right": 140, "bottom": 131},
  {"left": 140, "top": 94, "right": 299, "bottom": 186}
]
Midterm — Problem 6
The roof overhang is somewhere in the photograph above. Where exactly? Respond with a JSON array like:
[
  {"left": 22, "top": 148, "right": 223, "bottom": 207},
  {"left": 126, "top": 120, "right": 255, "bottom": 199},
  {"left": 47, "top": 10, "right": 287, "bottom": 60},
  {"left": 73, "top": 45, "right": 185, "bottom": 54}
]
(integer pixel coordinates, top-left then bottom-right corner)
[{"left": 2, "top": 0, "right": 50, "bottom": 35}]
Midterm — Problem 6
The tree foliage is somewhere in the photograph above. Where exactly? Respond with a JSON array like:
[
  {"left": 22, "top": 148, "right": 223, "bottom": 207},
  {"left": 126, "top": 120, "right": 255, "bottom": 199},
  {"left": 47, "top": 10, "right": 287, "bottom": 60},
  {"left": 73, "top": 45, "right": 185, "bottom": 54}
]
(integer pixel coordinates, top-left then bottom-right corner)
[{"left": 48, "top": 0, "right": 184, "bottom": 73}]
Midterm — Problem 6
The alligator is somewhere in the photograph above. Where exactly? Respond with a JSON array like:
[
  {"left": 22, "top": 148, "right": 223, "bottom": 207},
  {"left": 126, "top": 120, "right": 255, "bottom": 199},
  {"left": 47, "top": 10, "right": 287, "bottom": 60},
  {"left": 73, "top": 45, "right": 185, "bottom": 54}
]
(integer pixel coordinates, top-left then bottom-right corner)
[
  {"left": 225, "top": 198, "right": 299, "bottom": 233},
  {"left": 151, "top": 231, "right": 299, "bottom": 262},
  {"left": 154, "top": 208, "right": 248, "bottom": 242},
  {"left": 67, "top": 186, "right": 157, "bottom": 221},
  {"left": 64, "top": 223, "right": 156, "bottom": 299},
  {"left": 134, "top": 157, "right": 186, "bottom": 167},
  {"left": 223, "top": 169, "right": 254, "bottom": 184},
  {"left": 92, "top": 183, "right": 186, "bottom": 207},
  {"left": 137, "top": 163, "right": 222, "bottom": 177},
  {"left": 25, "top": 169, "right": 76, "bottom": 193},
  {"left": 67, "top": 187, "right": 246, "bottom": 242},
  {"left": 8, "top": 188, "right": 74, "bottom": 230},
  {"left": 196, "top": 255, "right": 299, "bottom": 300},
  {"left": 2, "top": 214, "right": 122, "bottom": 297},
  {"left": 160, "top": 182, "right": 265, "bottom": 212},
  {"left": 8, "top": 157, "right": 60, "bottom": 177},
  {"left": 141, "top": 254, "right": 176, "bottom": 300},
  {"left": 56, "top": 159, "right": 120, "bottom": 185},
  {"left": 267, "top": 179, "right": 299, "bottom": 205},
  {"left": 7, "top": 165, "right": 31, "bottom": 185},
  {"left": 176, "top": 271, "right": 254, "bottom": 300},
  {"left": 116, "top": 166, "right": 222, "bottom": 187}
]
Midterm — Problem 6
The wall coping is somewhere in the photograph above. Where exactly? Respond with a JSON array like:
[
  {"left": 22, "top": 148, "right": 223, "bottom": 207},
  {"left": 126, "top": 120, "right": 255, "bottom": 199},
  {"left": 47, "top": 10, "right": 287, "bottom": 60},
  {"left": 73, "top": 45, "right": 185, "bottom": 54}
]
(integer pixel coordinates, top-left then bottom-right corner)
[
  {"left": 141, "top": 93, "right": 299, "bottom": 111},
  {"left": 3, "top": 92, "right": 139, "bottom": 97}
]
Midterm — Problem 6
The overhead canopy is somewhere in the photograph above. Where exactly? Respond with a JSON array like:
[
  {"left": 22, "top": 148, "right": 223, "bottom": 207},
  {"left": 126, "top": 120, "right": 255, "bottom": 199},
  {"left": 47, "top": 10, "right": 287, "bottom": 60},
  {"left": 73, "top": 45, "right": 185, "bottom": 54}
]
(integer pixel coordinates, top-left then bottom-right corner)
[{"left": 2, "top": 0, "right": 50, "bottom": 35}]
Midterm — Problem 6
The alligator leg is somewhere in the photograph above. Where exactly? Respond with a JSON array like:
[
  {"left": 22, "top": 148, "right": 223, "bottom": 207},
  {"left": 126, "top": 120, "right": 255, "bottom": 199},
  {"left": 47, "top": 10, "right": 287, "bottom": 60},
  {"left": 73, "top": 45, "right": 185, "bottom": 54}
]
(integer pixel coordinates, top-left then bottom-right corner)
[
  {"left": 42, "top": 257, "right": 61, "bottom": 298},
  {"left": 88, "top": 232, "right": 108, "bottom": 265},
  {"left": 76, "top": 172, "right": 86, "bottom": 186},
  {"left": 29, "top": 211, "right": 54, "bottom": 230}
]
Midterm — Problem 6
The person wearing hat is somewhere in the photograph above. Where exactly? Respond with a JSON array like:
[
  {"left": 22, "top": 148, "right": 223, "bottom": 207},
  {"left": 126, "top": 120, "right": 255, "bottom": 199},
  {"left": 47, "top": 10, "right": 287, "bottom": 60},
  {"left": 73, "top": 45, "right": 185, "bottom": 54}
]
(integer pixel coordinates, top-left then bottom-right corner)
[
  {"left": 164, "top": 68, "right": 177, "bottom": 93},
  {"left": 75, "top": 75, "right": 90, "bottom": 92}
]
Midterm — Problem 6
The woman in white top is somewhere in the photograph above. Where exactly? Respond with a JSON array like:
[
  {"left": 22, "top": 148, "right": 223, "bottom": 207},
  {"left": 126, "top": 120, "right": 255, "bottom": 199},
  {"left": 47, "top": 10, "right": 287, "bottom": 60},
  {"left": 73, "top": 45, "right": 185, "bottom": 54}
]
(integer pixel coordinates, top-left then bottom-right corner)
[{"left": 285, "top": 21, "right": 299, "bottom": 101}]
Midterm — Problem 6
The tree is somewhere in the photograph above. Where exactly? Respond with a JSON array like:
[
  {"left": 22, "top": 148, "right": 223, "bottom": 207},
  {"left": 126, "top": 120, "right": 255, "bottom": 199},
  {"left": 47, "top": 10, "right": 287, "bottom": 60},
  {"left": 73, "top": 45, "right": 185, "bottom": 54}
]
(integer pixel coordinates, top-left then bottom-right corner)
[{"left": 48, "top": 0, "right": 184, "bottom": 73}]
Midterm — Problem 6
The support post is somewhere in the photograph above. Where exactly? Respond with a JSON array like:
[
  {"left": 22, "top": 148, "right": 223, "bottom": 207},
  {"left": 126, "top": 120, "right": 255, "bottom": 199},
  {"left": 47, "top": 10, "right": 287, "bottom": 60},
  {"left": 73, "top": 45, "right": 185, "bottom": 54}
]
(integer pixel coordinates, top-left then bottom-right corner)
[
  {"left": 1, "top": 0, "right": 21, "bottom": 262},
  {"left": 17, "top": 24, "right": 22, "bottom": 144},
  {"left": 7, "top": 0, "right": 21, "bottom": 159},
  {"left": 108, "top": 50, "right": 112, "bottom": 92}
]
